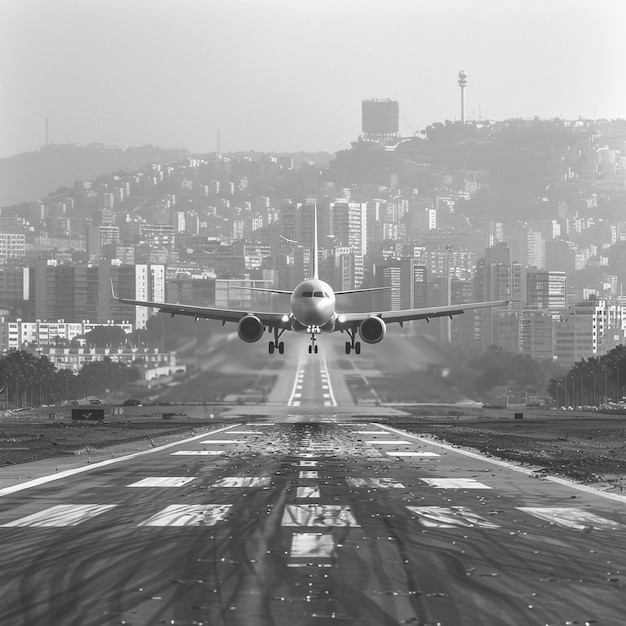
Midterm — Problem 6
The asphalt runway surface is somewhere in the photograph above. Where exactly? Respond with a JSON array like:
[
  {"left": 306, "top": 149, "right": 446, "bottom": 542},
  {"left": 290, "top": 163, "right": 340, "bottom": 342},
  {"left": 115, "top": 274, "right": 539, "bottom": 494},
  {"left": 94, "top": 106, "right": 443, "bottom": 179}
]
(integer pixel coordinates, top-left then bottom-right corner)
[{"left": 1, "top": 350, "right": 626, "bottom": 625}]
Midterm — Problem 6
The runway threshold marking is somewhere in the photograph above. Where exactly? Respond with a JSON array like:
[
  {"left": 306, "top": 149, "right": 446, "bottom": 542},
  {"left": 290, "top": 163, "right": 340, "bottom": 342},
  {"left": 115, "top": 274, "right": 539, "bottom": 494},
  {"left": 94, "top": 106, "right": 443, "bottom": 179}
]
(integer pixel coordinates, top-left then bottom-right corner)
[
  {"left": 408, "top": 506, "right": 500, "bottom": 529},
  {"left": 127, "top": 477, "right": 196, "bottom": 488},
  {"left": 138, "top": 504, "right": 231, "bottom": 527},
  {"left": 420, "top": 478, "right": 493, "bottom": 489},
  {"left": 517, "top": 507, "right": 625, "bottom": 530},
  {"left": 347, "top": 478, "right": 406, "bottom": 489},
  {"left": 2, "top": 504, "right": 116, "bottom": 527},
  {"left": 385, "top": 451, "right": 440, "bottom": 457},
  {"left": 375, "top": 423, "right": 626, "bottom": 503},
  {"left": 171, "top": 450, "right": 224, "bottom": 456},
  {"left": 212, "top": 477, "right": 271, "bottom": 487},
  {"left": 0, "top": 424, "right": 240, "bottom": 498}
]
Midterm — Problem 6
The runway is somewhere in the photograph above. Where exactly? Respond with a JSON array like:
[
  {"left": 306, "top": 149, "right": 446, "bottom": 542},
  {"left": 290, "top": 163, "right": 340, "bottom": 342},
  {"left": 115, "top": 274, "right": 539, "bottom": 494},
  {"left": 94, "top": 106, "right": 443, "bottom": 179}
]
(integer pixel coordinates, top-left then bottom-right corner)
[{"left": 1, "top": 347, "right": 625, "bottom": 624}]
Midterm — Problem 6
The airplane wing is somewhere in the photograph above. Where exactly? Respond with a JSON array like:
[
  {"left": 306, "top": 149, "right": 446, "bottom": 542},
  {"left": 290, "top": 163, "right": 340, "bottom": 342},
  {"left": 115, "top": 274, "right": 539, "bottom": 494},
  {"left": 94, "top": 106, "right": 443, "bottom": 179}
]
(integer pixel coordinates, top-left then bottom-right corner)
[
  {"left": 334, "top": 287, "right": 391, "bottom": 295},
  {"left": 112, "top": 290, "right": 292, "bottom": 329},
  {"left": 229, "top": 286, "right": 293, "bottom": 295},
  {"left": 335, "top": 300, "right": 508, "bottom": 329}
]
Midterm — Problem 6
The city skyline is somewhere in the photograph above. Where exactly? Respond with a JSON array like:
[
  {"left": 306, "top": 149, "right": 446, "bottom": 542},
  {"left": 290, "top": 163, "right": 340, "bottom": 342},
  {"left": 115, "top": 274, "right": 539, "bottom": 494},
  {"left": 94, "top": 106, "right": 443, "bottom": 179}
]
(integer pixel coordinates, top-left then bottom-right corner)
[{"left": 1, "top": 0, "right": 624, "bottom": 159}]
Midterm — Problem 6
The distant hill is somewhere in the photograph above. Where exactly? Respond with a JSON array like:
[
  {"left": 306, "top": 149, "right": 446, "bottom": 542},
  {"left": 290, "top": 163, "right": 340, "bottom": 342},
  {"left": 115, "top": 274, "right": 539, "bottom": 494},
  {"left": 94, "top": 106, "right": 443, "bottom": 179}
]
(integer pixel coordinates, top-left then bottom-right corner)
[{"left": 0, "top": 143, "right": 189, "bottom": 207}]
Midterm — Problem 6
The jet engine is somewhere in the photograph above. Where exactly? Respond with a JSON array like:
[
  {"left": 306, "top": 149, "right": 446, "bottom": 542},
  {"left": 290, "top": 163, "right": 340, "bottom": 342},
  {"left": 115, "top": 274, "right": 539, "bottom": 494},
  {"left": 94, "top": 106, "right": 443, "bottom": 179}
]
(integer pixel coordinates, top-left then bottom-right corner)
[
  {"left": 359, "top": 317, "right": 386, "bottom": 344},
  {"left": 237, "top": 315, "right": 265, "bottom": 343}
]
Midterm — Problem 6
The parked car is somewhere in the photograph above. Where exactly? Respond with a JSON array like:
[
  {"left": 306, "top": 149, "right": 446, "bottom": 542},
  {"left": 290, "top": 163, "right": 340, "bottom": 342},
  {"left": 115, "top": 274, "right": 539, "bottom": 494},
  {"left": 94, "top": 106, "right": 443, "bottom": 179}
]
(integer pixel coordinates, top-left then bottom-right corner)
[
  {"left": 89, "top": 399, "right": 103, "bottom": 405},
  {"left": 122, "top": 398, "right": 142, "bottom": 406}
]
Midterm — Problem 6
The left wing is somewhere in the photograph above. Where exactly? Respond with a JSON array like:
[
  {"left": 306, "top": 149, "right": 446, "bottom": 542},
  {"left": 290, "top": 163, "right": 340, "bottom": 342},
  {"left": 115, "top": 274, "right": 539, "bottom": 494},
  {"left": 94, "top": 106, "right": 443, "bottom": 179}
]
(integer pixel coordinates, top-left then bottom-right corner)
[
  {"left": 335, "top": 300, "right": 508, "bottom": 329},
  {"left": 112, "top": 289, "right": 291, "bottom": 329}
]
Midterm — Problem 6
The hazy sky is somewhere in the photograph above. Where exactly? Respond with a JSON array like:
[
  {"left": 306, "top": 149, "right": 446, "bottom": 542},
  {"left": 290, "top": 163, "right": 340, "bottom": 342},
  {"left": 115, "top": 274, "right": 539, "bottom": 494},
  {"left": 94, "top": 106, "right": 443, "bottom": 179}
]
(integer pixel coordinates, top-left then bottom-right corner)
[{"left": 1, "top": 0, "right": 624, "bottom": 158}]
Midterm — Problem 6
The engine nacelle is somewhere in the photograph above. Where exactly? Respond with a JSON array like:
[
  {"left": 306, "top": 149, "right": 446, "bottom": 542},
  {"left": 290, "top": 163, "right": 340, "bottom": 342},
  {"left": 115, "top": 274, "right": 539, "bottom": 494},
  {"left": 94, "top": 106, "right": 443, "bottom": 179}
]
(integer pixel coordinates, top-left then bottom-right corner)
[
  {"left": 237, "top": 315, "right": 265, "bottom": 343},
  {"left": 359, "top": 316, "right": 386, "bottom": 344}
]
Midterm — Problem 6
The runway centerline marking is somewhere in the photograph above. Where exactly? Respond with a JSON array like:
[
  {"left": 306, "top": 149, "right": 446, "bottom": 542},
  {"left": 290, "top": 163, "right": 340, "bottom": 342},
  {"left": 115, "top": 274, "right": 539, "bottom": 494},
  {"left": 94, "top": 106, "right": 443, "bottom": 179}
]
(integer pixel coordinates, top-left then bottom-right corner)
[
  {"left": 282, "top": 504, "right": 359, "bottom": 527},
  {"left": 0, "top": 424, "right": 240, "bottom": 498},
  {"left": 297, "top": 486, "right": 321, "bottom": 498}
]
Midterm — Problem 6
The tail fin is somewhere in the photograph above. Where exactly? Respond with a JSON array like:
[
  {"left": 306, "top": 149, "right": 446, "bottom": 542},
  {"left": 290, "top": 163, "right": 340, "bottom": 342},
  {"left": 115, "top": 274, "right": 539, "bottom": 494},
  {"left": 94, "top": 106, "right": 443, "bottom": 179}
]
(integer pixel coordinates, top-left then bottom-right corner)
[{"left": 312, "top": 203, "right": 319, "bottom": 280}]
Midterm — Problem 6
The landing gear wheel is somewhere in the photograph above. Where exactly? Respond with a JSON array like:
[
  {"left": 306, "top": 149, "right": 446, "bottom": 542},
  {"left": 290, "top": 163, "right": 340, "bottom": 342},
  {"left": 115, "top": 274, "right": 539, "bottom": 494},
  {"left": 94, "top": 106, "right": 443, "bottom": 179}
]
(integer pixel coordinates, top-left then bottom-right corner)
[
  {"left": 268, "top": 341, "right": 275, "bottom": 355},
  {"left": 314, "top": 345, "right": 318, "bottom": 354},
  {"left": 308, "top": 345, "right": 312, "bottom": 354},
  {"left": 278, "top": 341, "right": 285, "bottom": 355},
  {"left": 355, "top": 341, "right": 361, "bottom": 355},
  {"left": 345, "top": 341, "right": 351, "bottom": 355}
]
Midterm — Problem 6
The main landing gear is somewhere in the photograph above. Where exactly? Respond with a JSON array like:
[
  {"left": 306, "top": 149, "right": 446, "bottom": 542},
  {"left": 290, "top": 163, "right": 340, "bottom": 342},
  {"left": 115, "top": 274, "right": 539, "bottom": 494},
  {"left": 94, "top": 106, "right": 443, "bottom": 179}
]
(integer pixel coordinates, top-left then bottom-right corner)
[
  {"left": 344, "top": 328, "right": 361, "bottom": 355},
  {"left": 268, "top": 327, "right": 285, "bottom": 355}
]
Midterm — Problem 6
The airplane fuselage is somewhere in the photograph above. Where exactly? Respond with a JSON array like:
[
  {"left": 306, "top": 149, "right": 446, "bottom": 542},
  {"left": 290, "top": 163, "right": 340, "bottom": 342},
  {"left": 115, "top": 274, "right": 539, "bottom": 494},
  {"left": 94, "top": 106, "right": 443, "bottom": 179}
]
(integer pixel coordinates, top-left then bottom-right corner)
[{"left": 290, "top": 279, "right": 336, "bottom": 330}]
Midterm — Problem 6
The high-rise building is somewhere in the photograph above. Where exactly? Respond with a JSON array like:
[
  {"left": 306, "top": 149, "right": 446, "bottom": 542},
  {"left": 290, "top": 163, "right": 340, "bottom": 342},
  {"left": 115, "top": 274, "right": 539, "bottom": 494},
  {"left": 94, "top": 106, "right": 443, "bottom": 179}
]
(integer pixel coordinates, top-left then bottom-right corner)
[
  {"left": 0, "top": 234, "right": 26, "bottom": 262},
  {"left": 526, "top": 270, "right": 567, "bottom": 310}
]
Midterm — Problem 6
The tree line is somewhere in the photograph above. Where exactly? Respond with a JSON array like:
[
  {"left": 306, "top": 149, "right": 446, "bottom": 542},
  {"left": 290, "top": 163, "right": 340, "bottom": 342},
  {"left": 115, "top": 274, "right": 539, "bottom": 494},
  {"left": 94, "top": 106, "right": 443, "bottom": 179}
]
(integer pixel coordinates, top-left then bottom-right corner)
[
  {"left": 547, "top": 344, "right": 626, "bottom": 408},
  {"left": 0, "top": 350, "right": 141, "bottom": 409}
]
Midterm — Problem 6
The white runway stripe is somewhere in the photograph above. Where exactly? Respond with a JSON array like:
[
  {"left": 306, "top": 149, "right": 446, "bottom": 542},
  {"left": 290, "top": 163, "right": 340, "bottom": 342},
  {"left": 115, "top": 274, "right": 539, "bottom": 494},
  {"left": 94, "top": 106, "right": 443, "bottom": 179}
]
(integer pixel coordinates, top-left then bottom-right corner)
[
  {"left": 408, "top": 506, "right": 500, "bottom": 529},
  {"left": 517, "top": 507, "right": 624, "bottom": 530},
  {"left": 297, "top": 460, "right": 318, "bottom": 467},
  {"left": 355, "top": 431, "right": 388, "bottom": 435},
  {"left": 212, "top": 477, "right": 271, "bottom": 487},
  {"left": 299, "top": 471, "right": 319, "bottom": 479},
  {"left": 347, "top": 477, "right": 405, "bottom": 489},
  {"left": 171, "top": 450, "right": 224, "bottom": 456},
  {"left": 229, "top": 431, "right": 265, "bottom": 435},
  {"left": 2, "top": 504, "right": 116, "bottom": 527},
  {"left": 127, "top": 477, "right": 196, "bottom": 488},
  {"left": 282, "top": 504, "right": 359, "bottom": 527},
  {"left": 199, "top": 440, "right": 244, "bottom": 444},
  {"left": 139, "top": 504, "right": 231, "bottom": 527},
  {"left": 420, "top": 478, "right": 492, "bottom": 489},
  {"left": 297, "top": 486, "right": 321, "bottom": 498},
  {"left": 289, "top": 532, "right": 334, "bottom": 562},
  {"left": 386, "top": 451, "right": 440, "bottom": 457},
  {"left": 366, "top": 440, "right": 413, "bottom": 445}
]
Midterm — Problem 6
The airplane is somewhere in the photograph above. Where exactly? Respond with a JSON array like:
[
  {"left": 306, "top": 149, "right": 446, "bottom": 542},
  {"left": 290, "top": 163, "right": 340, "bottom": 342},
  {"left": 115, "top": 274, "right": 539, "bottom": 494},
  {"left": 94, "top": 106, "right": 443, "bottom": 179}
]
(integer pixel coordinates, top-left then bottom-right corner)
[{"left": 112, "top": 206, "right": 507, "bottom": 355}]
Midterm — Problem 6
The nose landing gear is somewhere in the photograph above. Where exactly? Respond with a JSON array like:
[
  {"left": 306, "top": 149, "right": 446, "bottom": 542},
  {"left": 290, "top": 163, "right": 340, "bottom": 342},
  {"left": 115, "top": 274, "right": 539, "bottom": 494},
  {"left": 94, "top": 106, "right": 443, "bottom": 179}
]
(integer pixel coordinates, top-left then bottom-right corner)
[{"left": 307, "top": 326, "right": 320, "bottom": 354}]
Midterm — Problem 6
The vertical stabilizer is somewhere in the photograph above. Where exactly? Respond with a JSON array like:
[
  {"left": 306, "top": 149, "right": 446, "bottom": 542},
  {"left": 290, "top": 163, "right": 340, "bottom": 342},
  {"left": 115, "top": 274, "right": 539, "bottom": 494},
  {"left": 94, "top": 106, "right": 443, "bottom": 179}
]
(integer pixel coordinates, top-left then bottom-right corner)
[{"left": 312, "top": 204, "right": 319, "bottom": 280}]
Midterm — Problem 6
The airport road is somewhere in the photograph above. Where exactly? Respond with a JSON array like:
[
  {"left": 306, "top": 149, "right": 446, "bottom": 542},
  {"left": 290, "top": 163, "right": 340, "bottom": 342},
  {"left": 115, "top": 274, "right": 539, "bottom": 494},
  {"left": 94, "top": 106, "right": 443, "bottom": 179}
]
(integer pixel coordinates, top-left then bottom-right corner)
[{"left": 1, "top": 416, "right": 626, "bottom": 626}]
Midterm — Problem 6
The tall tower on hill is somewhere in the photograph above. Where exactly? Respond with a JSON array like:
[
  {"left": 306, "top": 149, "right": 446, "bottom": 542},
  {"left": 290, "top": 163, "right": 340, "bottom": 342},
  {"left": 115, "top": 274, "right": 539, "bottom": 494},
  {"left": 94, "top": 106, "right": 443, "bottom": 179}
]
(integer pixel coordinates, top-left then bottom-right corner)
[{"left": 458, "top": 70, "right": 468, "bottom": 123}]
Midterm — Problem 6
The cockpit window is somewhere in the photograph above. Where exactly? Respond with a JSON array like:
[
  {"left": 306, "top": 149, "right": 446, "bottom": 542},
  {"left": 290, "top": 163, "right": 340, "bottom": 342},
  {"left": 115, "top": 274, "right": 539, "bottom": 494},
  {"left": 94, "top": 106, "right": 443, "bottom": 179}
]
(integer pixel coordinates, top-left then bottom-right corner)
[
  {"left": 302, "top": 291, "right": 313, "bottom": 297},
  {"left": 314, "top": 291, "right": 324, "bottom": 298}
]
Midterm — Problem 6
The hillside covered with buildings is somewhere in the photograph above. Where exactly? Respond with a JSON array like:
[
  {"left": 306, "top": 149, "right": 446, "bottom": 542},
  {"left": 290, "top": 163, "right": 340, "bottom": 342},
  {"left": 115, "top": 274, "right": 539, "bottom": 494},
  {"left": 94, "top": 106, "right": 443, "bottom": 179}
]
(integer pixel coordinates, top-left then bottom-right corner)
[{"left": 1, "top": 116, "right": 626, "bottom": 403}]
